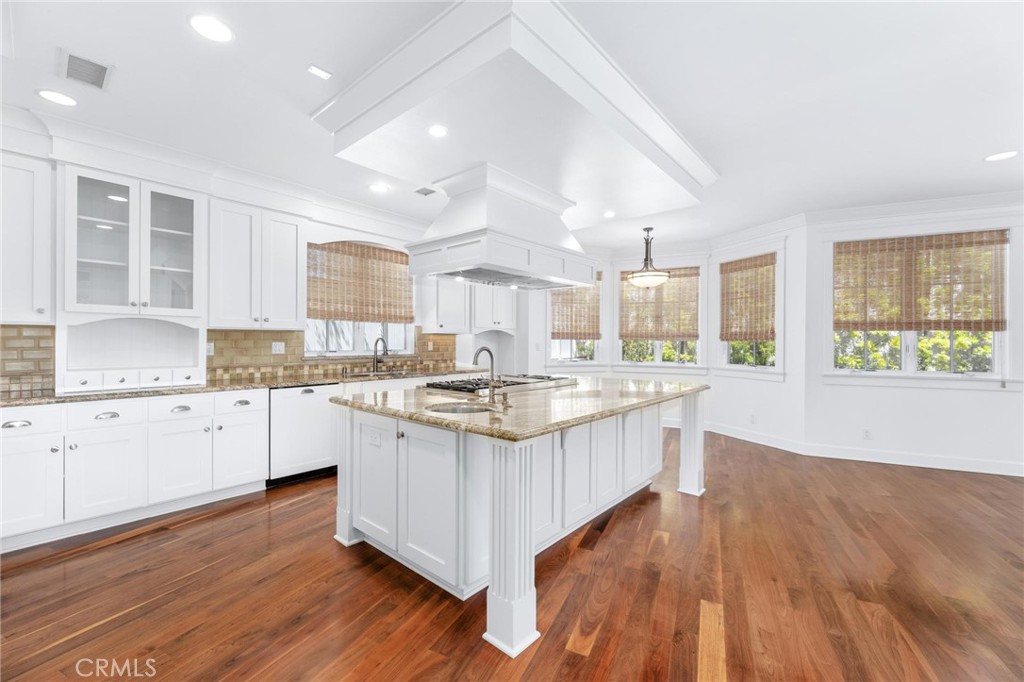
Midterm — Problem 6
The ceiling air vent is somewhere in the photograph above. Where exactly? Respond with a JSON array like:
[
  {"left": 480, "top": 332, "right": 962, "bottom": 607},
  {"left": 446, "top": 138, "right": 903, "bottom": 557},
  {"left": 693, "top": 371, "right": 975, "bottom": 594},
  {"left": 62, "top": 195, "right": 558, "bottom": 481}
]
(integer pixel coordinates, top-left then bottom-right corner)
[
  {"left": 59, "top": 51, "right": 111, "bottom": 89},
  {"left": 415, "top": 187, "right": 436, "bottom": 196}
]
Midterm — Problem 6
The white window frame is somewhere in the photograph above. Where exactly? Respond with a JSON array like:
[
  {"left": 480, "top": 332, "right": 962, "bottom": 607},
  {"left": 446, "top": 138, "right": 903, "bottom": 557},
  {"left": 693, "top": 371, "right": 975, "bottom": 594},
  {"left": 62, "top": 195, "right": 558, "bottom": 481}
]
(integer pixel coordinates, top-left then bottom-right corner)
[
  {"left": 820, "top": 217, "right": 1022, "bottom": 392},
  {"left": 545, "top": 272, "right": 609, "bottom": 370},
  {"left": 304, "top": 321, "right": 415, "bottom": 358}
]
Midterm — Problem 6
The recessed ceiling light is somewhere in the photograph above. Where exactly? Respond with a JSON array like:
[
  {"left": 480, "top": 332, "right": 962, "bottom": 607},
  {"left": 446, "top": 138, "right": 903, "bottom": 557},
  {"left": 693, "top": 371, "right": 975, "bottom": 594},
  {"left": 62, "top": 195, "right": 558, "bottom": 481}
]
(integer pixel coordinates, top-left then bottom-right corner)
[
  {"left": 454, "top": 276, "right": 465, "bottom": 282},
  {"left": 37, "top": 90, "right": 77, "bottom": 106},
  {"left": 307, "top": 64, "right": 332, "bottom": 80},
  {"left": 985, "top": 151, "right": 1018, "bottom": 162},
  {"left": 427, "top": 124, "right": 448, "bottom": 138},
  {"left": 107, "top": 195, "right": 128, "bottom": 202},
  {"left": 509, "top": 285, "right": 519, "bottom": 290},
  {"left": 603, "top": 210, "right": 616, "bottom": 219},
  {"left": 369, "top": 183, "right": 391, "bottom": 194},
  {"left": 95, "top": 224, "right": 114, "bottom": 230},
  {"left": 189, "top": 15, "right": 233, "bottom": 43}
]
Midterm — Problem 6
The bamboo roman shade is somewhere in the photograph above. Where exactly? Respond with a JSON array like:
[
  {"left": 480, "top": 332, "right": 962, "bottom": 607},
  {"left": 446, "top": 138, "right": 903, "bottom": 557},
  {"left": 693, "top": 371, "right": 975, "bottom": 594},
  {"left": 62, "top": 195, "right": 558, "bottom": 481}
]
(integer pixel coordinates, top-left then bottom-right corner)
[
  {"left": 833, "top": 229, "right": 1008, "bottom": 332},
  {"left": 306, "top": 242, "right": 414, "bottom": 323},
  {"left": 551, "top": 272, "right": 602, "bottom": 340},
  {"left": 719, "top": 253, "right": 776, "bottom": 341},
  {"left": 619, "top": 267, "right": 700, "bottom": 341}
]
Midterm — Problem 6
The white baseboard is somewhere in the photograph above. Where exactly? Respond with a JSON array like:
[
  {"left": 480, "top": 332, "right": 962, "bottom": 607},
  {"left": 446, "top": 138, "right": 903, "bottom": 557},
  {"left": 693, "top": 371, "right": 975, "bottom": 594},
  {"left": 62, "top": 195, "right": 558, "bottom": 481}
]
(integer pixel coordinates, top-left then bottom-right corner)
[{"left": 705, "top": 421, "right": 1024, "bottom": 477}]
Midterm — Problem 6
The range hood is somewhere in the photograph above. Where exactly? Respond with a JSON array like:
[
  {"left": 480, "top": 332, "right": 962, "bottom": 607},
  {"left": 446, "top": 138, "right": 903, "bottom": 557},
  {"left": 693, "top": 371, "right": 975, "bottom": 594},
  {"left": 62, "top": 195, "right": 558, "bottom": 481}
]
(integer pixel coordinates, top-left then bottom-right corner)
[{"left": 406, "top": 164, "right": 597, "bottom": 289}]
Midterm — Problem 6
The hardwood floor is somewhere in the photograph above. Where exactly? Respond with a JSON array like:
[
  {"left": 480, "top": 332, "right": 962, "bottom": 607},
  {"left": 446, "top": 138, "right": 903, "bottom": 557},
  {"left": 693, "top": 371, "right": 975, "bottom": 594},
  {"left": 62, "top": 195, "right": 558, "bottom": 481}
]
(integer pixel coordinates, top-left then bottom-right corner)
[{"left": 2, "top": 433, "right": 1021, "bottom": 681}]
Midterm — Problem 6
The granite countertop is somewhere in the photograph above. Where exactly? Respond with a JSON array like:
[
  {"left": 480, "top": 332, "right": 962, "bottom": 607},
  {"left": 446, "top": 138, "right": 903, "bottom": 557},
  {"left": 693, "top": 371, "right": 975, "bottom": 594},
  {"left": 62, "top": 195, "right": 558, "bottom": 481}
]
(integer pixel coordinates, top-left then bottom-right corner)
[
  {"left": 0, "top": 368, "right": 484, "bottom": 408},
  {"left": 331, "top": 376, "right": 710, "bottom": 442}
]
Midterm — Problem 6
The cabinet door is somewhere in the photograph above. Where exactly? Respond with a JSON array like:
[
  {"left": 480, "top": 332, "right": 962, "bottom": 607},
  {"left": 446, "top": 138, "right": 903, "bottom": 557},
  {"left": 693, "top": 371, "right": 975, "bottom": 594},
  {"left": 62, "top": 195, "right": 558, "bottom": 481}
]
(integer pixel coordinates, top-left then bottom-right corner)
[
  {"left": 65, "top": 168, "right": 141, "bottom": 314},
  {"left": 140, "top": 183, "right": 205, "bottom": 317},
  {"left": 491, "top": 286, "right": 516, "bottom": 329},
  {"left": 213, "top": 410, "right": 269, "bottom": 488},
  {"left": 148, "top": 417, "right": 213, "bottom": 504},
  {"left": 208, "top": 200, "right": 260, "bottom": 328},
  {"left": 398, "top": 421, "right": 458, "bottom": 584},
  {"left": 1, "top": 154, "right": 52, "bottom": 324},
  {"left": 562, "top": 423, "right": 596, "bottom": 527},
  {"left": 260, "top": 211, "right": 306, "bottom": 330},
  {"left": 532, "top": 433, "right": 562, "bottom": 548},
  {"left": 269, "top": 385, "right": 343, "bottom": 478},
  {"left": 0, "top": 435, "right": 64, "bottom": 537},
  {"left": 621, "top": 409, "right": 644, "bottom": 490},
  {"left": 641, "top": 405, "right": 663, "bottom": 479},
  {"left": 471, "top": 283, "right": 493, "bottom": 330},
  {"left": 65, "top": 425, "right": 148, "bottom": 521},
  {"left": 436, "top": 277, "right": 469, "bottom": 333},
  {"left": 352, "top": 411, "right": 398, "bottom": 551},
  {"left": 594, "top": 416, "right": 621, "bottom": 507}
]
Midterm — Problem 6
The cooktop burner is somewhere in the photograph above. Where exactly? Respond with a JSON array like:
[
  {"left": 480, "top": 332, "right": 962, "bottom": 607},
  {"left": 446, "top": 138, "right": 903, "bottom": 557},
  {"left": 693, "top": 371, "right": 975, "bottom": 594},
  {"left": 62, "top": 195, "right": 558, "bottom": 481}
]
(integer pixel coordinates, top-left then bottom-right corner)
[{"left": 422, "top": 374, "right": 577, "bottom": 397}]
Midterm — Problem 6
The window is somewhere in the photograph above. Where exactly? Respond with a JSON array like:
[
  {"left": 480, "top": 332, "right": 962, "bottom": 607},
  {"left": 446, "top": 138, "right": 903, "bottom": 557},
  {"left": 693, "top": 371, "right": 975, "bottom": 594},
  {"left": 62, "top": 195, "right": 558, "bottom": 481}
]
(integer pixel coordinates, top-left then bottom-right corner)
[
  {"left": 305, "top": 241, "right": 415, "bottom": 356},
  {"left": 832, "top": 229, "right": 1008, "bottom": 374},
  {"left": 720, "top": 253, "right": 776, "bottom": 367},
  {"left": 550, "top": 273, "right": 601, "bottom": 362},
  {"left": 619, "top": 267, "right": 700, "bottom": 365}
]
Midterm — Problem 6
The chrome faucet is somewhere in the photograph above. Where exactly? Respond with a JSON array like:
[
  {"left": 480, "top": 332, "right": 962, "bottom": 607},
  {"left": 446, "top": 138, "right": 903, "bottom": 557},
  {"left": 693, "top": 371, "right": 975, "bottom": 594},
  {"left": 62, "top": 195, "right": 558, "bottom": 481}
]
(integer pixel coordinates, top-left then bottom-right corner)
[
  {"left": 473, "top": 346, "right": 497, "bottom": 404},
  {"left": 373, "top": 337, "right": 389, "bottom": 374}
]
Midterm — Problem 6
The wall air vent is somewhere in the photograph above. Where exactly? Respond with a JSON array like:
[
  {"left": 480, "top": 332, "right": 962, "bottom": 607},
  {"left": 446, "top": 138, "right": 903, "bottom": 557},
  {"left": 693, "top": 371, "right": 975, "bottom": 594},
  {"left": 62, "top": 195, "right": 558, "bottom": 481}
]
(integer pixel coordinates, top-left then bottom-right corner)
[
  {"left": 415, "top": 187, "right": 436, "bottom": 196},
  {"left": 60, "top": 51, "right": 111, "bottom": 89}
]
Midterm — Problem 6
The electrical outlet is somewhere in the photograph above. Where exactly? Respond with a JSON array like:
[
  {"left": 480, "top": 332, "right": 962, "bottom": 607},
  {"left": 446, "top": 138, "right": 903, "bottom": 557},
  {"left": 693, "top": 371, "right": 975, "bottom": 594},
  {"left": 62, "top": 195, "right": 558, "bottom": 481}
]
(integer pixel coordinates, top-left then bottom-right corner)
[
  {"left": 271, "top": 342, "right": 285, "bottom": 355},
  {"left": 206, "top": 342, "right": 215, "bottom": 356},
  {"left": 749, "top": 414, "right": 756, "bottom": 425},
  {"left": 427, "top": 341, "right": 434, "bottom": 351},
  {"left": 862, "top": 428, "right": 872, "bottom": 440}
]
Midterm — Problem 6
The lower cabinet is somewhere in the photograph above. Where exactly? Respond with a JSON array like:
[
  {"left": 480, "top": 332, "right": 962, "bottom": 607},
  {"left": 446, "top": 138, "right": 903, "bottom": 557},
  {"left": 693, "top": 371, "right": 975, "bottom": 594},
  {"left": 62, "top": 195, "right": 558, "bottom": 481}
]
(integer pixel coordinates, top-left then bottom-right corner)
[
  {"left": 352, "top": 411, "right": 399, "bottom": 550},
  {"left": 65, "top": 425, "right": 149, "bottom": 522},
  {"left": 270, "top": 384, "right": 351, "bottom": 478},
  {"left": 562, "top": 423, "right": 596, "bottom": 527},
  {"left": 213, "top": 411, "right": 269, "bottom": 489},
  {"left": 149, "top": 417, "right": 214, "bottom": 504},
  {"left": 0, "top": 433, "right": 64, "bottom": 536}
]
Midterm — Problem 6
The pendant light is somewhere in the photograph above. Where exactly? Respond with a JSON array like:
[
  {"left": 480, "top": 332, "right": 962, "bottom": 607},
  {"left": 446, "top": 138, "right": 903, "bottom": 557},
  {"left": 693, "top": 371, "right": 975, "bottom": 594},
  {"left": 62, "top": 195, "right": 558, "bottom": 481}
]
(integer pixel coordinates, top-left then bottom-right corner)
[{"left": 625, "top": 227, "right": 669, "bottom": 288}]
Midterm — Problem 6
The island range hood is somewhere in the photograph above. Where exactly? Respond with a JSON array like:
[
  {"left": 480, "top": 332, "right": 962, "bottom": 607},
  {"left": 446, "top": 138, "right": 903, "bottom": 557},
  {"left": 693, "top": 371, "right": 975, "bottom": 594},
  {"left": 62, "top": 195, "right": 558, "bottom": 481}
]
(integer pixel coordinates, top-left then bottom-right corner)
[{"left": 406, "top": 164, "right": 597, "bottom": 289}]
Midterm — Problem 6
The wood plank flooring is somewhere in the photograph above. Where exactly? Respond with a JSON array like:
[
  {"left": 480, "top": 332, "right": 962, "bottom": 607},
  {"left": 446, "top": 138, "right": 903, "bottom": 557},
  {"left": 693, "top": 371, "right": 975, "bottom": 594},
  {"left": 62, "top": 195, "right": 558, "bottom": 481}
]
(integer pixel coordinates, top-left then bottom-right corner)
[{"left": 2, "top": 433, "right": 1021, "bottom": 681}]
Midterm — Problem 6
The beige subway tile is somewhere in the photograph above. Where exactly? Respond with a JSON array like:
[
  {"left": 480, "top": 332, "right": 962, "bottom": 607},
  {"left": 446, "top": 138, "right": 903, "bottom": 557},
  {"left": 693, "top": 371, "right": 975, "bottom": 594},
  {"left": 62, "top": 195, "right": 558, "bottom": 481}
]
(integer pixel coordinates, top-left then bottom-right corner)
[{"left": 3, "top": 361, "right": 36, "bottom": 372}]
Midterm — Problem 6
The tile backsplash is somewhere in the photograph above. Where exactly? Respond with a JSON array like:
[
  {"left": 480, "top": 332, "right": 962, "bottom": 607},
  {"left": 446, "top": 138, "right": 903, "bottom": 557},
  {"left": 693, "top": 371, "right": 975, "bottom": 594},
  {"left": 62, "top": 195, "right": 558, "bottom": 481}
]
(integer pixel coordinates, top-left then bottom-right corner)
[
  {"left": 1, "top": 325, "right": 56, "bottom": 400},
  {"left": 206, "top": 327, "right": 457, "bottom": 386}
]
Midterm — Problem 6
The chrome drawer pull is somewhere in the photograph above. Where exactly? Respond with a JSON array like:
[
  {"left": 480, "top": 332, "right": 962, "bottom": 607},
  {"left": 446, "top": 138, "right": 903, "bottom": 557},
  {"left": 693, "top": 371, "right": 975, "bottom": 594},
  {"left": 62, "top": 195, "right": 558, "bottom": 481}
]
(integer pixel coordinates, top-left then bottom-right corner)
[
  {"left": 50, "top": 446, "right": 60, "bottom": 453},
  {"left": 1, "top": 420, "right": 31, "bottom": 429},
  {"left": 153, "top": 376, "right": 160, "bottom": 382},
  {"left": 80, "top": 379, "right": 89, "bottom": 385},
  {"left": 68, "top": 443, "right": 78, "bottom": 451},
  {"left": 184, "top": 374, "right": 192, "bottom": 380},
  {"left": 204, "top": 426, "right": 211, "bottom": 433},
  {"left": 233, "top": 399, "right": 251, "bottom": 407},
  {"left": 171, "top": 405, "right": 191, "bottom": 413},
  {"left": 301, "top": 388, "right": 315, "bottom": 394},
  {"left": 94, "top": 411, "right": 120, "bottom": 420}
]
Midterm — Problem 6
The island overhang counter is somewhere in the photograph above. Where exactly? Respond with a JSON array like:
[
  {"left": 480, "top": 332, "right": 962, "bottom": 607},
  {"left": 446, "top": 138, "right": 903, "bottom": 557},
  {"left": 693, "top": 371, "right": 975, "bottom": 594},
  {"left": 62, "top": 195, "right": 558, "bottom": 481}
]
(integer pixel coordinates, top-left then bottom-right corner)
[{"left": 331, "top": 376, "right": 709, "bottom": 658}]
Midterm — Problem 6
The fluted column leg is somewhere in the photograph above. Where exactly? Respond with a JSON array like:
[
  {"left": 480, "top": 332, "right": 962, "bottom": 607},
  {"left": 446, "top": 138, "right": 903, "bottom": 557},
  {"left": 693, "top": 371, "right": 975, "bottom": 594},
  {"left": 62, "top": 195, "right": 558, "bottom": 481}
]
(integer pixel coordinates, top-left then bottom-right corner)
[
  {"left": 677, "top": 392, "right": 706, "bottom": 497},
  {"left": 483, "top": 439, "right": 541, "bottom": 658},
  {"left": 335, "top": 407, "right": 363, "bottom": 546}
]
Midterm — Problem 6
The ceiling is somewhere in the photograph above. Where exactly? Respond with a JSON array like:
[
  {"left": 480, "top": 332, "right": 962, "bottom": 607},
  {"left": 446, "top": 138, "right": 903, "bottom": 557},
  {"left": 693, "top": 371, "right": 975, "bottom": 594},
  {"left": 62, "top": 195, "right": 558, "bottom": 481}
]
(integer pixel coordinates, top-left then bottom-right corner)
[{"left": 2, "top": 2, "right": 1021, "bottom": 250}]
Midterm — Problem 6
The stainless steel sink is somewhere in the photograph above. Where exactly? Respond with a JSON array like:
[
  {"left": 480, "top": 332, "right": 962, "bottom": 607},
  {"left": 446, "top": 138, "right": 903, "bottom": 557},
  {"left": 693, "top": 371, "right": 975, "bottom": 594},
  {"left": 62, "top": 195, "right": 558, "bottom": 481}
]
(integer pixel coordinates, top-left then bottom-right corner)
[
  {"left": 347, "top": 371, "right": 409, "bottom": 379},
  {"left": 426, "top": 402, "right": 496, "bottom": 414}
]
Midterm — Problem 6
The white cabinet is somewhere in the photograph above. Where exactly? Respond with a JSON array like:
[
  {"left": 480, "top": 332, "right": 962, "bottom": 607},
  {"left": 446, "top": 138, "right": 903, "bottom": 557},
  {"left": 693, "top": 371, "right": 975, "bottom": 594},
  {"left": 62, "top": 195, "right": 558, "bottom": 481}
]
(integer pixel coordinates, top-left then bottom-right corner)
[
  {"left": 1, "top": 153, "right": 53, "bottom": 324},
  {"left": 64, "top": 424, "right": 148, "bottom": 522},
  {"left": 416, "top": 276, "right": 470, "bottom": 333},
  {"left": 562, "top": 423, "right": 596, "bottom": 527},
  {"left": 532, "top": 434, "right": 562, "bottom": 547},
  {"left": 213, "top": 410, "right": 268, "bottom": 488},
  {"left": 148, "top": 417, "right": 213, "bottom": 503},
  {"left": 641, "top": 405, "right": 663, "bottom": 480},
  {"left": 65, "top": 167, "right": 205, "bottom": 317},
  {"left": 0, "top": 434, "right": 64, "bottom": 537},
  {"left": 398, "top": 421, "right": 458, "bottom": 583},
  {"left": 594, "top": 416, "right": 621, "bottom": 506},
  {"left": 471, "top": 283, "right": 516, "bottom": 332},
  {"left": 209, "top": 200, "right": 305, "bottom": 330},
  {"left": 269, "top": 383, "right": 348, "bottom": 478},
  {"left": 352, "top": 411, "right": 399, "bottom": 551},
  {"left": 621, "top": 408, "right": 644, "bottom": 490}
]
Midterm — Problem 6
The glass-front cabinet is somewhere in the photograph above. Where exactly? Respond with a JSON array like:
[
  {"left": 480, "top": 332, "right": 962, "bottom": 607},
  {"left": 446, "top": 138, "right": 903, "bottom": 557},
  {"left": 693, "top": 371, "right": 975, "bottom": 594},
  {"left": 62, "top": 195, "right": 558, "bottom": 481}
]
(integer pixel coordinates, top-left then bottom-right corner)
[{"left": 66, "top": 167, "right": 204, "bottom": 317}]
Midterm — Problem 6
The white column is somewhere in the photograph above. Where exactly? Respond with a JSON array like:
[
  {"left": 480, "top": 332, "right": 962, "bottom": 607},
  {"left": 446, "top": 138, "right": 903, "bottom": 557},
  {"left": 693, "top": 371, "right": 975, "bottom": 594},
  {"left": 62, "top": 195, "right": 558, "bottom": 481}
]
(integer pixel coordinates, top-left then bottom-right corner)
[
  {"left": 677, "top": 391, "right": 706, "bottom": 496},
  {"left": 335, "top": 407, "right": 364, "bottom": 546},
  {"left": 483, "top": 438, "right": 541, "bottom": 658}
]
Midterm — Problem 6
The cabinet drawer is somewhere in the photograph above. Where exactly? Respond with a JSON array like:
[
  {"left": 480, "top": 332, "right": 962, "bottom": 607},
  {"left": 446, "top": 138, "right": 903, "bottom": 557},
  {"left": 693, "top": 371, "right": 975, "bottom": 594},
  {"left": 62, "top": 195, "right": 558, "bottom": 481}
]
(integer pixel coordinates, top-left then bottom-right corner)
[
  {"left": 0, "top": 404, "right": 62, "bottom": 436},
  {"left": 148, "top": 394, "right": 215, "bottom": 422},
  {"left": 66, "top": 399, "right": 146, "bottom": 431},
  {"left": 214, "top": 389, "right": 268, "bottom": 413},
  {"left": 65, "top": 371, "right": 103, "bottom": 392},
  {"left": 140, "top": 369, "right": 173, "bottom": 389},
  {"left": 173, "top": 367, "right": 203, "bottom": 386},
  {"left": 103, "top": 370, "right": 140, "bottom": 391}
]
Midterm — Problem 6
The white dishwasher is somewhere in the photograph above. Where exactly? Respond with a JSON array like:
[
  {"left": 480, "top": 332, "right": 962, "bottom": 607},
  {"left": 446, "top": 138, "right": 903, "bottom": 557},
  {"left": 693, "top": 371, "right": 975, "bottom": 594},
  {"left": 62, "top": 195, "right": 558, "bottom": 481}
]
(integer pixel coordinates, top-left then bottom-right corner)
[{"left": 269, "top": 383, "right": 353, "bottom": 479}]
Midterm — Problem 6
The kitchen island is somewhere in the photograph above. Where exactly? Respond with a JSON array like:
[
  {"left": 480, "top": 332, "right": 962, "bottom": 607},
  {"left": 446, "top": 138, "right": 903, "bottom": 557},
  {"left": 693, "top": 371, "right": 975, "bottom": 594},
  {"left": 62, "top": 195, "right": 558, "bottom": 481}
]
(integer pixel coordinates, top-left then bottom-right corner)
[{"left": 331, "top": 376, "right": 709, "bottom": 658}]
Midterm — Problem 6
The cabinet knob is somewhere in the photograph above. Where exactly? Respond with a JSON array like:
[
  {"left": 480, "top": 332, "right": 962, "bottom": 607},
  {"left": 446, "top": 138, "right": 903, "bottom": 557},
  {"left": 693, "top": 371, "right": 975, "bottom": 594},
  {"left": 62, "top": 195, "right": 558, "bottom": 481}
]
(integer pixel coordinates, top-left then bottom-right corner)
[
  {"left": 69, "top": 444, "right": 78, "bottom": 451},
  {"left": 439, "top": 324, "right": 444, "bottom": 328},
  {"left": 117, "top": 377, "right": 126, "bottom": 383},
  {"left": 253, "top": 317, "right": 259, "bottom": 322},
  {"left": 50, "top": 446, "right": 60, "bottom": 453},
  {"left": 153, "top": 376, "right": 160, "bottom": 382},
  {"left": 184, "top": 374, "right": 192, "bottom": 380},
  {"left": 263, "top": 317, "right": 269, "bottom": 322},
  {"left": 130, "top": 301, "right": 138, "bottom": 307},
  {"left": 216, "top": 425, "right": 223, "bottom": 431},
  {"left": 397, "top": 431, "right": 405, "bottom": 439},
  {"left": 80, "top": 379, "right": 89, "bottom": 385},
  {"left": 204, "top": 426, "right": 211, "bottom": 433},
  {"left": 141, "top": 301, "right": 149, "bottom": 307},
  {"left": 36, "top": 307, "right": 45, "bottom": 314}
]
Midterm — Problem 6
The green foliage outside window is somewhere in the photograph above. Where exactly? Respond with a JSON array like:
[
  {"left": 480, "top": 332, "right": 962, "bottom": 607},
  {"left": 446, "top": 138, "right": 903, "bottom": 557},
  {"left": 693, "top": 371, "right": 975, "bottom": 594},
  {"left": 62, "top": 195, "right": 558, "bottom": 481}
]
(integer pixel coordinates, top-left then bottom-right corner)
[
  {"left": 728, "top": 341, "right": 776, "bottom": 367},
  {"left": 621, "top": 340, "right": 698, "bottom": 364},
  {"left": 621, "top": 340, "right": 655, "bottom": 362},
  {"left": 917, "top": 331, "right": 992, "bottom": 373},
  {"left": 833, "top": 331, "right": 901, "bottom": 370}
]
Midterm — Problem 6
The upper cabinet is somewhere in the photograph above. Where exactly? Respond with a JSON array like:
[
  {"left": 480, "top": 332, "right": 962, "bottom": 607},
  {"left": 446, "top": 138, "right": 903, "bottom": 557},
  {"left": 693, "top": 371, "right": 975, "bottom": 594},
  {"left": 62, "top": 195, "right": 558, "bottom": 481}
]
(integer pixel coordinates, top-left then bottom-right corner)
[
  {"left": 64, "top": 167, "right": 205, "bottom": 318},
  {"left": 1, "top": 154, "right": 53, "bottom": 325},
  {"left": 416, "top": 276, "right": 470, "bottom": 334},
  {"left": 208, "top": 199, "right": 305, "bottom": 330},
  {"left": 471, "top": 283, "right": 516, "bottom": 333}
]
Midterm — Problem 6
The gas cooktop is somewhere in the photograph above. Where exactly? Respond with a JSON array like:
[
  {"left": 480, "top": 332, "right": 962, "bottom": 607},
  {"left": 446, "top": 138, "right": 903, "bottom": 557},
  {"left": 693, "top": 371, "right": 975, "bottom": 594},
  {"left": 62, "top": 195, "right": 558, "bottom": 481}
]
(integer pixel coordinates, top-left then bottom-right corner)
[{"left": 423, "top": 374, "right": 577, "bottom": 397}]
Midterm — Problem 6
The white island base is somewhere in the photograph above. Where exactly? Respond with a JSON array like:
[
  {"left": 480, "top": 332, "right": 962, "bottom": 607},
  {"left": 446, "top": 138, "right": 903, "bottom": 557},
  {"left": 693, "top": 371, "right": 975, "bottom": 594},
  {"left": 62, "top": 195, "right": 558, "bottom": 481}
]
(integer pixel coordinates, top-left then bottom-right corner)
[{"left": 334, "top": 388, "right": 706, "bottom": 658}]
